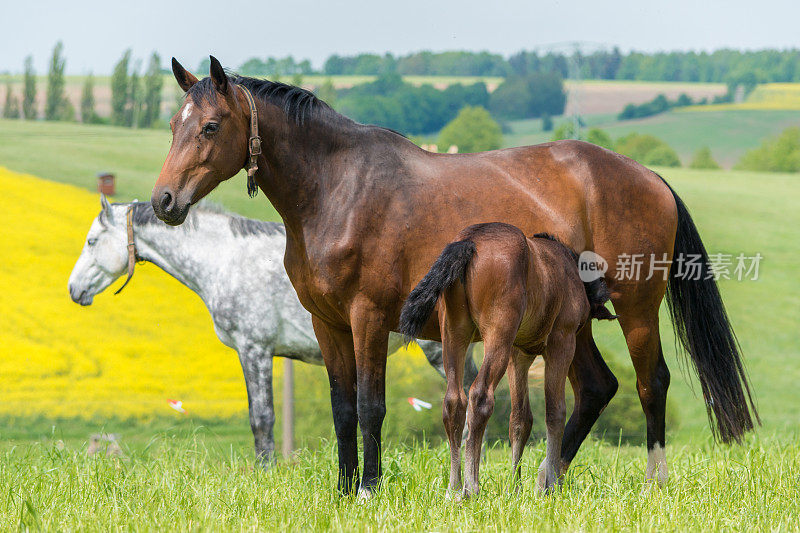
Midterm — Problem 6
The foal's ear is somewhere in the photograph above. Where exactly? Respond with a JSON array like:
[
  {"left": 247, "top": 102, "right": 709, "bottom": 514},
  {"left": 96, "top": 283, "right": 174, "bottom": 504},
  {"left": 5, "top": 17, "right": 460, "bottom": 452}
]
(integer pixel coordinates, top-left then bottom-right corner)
[
  {"left": 100, "top": 193, "right": 110, "bottom": 212},
  {"left": 172, "top": 57, "right": 199, "bottom": 92},
  {"left": 209, "top": 56, "right": 228, "bottom": 95}
]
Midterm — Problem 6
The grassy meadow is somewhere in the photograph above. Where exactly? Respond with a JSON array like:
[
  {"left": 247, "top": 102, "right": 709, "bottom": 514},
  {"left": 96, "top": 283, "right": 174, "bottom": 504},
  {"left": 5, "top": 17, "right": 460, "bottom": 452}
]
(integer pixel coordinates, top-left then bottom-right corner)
[
  {"left": 504, "top": 109, "right": 800, "bottom": 167},
  {"left": 3, "top": 432, "right": 799, "bottom": 531},
  {"left": 1, "top": 115, "right": 799, "bottom": 529}
]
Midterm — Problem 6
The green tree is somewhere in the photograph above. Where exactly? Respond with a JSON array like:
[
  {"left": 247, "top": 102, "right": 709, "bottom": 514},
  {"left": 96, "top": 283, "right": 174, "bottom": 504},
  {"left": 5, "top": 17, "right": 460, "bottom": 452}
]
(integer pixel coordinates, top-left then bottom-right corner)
[
  {"left": 315, "top": 78, "right": 337, "bottom": 106},
  {"left": 45, "top": 41, "right": 68, "bottom": 120},
  {"left": 615, "top": 133, "right": 680, "bottom": 167},
  {"left": 689, "top": 147, "right": 721, "bottom": 170},
  {"left": 3, "top": 82, "right": 21, "bottom": 118},
  {"left": 489, "top": 72, "right": 566, "bottom": 120},
  {"left": 735, "top": 127, "right": 800, "bottom": 172},
  {"left": 23, "top": 55, "right": 36, "bottom": 120},
  {"left": 437, "top": 106, "right": 501, "bottom": 153},
  {"left": 642, "top": 145, "right": 681, "bottom": 167},
  {"left": 111, "top": 50, "right": 131, "bottom": 126},
  {"left": 139, "top": 52, "right": 163, "bottom": 128},
  {"left": 126, "top": 62, "right": 142, "bottom": 127},
  {"left": 551, "top": 121, "right": 580, "bottom": 141},
  {"left": 80, "top": 74, "right": 99, "bottom": 123},
  {"left": 586, "top": 128, "right": 614, "bottom": 150},
  {"left": 541, "top": 113, "right": 553, "bottom": 132}
]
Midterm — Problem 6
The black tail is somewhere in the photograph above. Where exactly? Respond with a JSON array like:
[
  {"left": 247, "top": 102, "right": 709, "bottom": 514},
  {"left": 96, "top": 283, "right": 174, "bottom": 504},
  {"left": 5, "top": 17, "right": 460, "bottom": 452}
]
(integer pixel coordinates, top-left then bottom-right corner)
[
  {"left": 662, "top": 177, "right": 760, "bottom": 443},
  {"left": 398, "top": 240, "right": 477, "bottom": 340}
]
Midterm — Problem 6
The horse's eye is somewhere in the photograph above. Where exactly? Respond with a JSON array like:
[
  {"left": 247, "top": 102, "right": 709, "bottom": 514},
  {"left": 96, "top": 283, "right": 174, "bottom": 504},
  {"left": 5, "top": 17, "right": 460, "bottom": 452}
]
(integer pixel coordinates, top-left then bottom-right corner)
[
  {"left": 203, "top": 122, "right": 219, "bottom": 135},
  {"left": 87, "top": 238, "right": 97, "bottom": 246}
]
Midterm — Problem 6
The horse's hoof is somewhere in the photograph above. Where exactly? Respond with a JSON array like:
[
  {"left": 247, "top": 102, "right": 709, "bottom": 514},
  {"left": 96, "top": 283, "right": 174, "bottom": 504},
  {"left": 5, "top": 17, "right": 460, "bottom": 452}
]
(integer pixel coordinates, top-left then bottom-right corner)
[
  {"left": 445, "top": 489, "right": 463, "bottom": 503},
  {"left": 357, "top": 488, "right": 373, "bottom": 500},
  {"left": 462, "top": 485, "right": 480, "bottom": 499}
]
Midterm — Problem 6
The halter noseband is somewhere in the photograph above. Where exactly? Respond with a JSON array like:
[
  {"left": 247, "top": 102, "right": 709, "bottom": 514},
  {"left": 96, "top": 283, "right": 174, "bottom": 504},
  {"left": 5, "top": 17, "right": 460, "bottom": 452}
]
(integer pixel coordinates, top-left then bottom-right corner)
[
  {"left": 114, "top": 204, "right": 141, "bottom": 295},
  {"left": 238, "top": 85, "right": 262, "bottom": 198}
]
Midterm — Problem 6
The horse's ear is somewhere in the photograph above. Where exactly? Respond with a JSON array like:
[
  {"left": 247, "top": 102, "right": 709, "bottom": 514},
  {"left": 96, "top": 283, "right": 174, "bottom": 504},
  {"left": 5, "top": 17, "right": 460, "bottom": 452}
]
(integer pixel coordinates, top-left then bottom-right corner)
[
  {"left": 209, "top": 55, "right": 228, "bottom": 94},
  {"left": 100, "top": 193, "right": 110, "bottom": 212},
  {"left": 172, "top": 57, "right": 199, "bottom": 92}
]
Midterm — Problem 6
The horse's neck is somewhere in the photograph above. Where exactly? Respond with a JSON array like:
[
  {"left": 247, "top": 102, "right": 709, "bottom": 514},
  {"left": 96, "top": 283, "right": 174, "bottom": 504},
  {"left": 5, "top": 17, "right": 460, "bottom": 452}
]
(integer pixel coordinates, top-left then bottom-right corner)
[
  {"left": 133, "top": 217, "right": 232, "bottom": 301},
  {"left": 255, "top": 106, "right": 400, "bottom": 233}
]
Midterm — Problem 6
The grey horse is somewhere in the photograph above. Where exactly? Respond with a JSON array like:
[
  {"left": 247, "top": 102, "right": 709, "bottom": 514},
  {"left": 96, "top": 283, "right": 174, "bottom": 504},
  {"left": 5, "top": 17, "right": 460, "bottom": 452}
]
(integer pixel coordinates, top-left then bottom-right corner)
[{"left": 68, "top": 196, "right": 478, "bottom": 463}]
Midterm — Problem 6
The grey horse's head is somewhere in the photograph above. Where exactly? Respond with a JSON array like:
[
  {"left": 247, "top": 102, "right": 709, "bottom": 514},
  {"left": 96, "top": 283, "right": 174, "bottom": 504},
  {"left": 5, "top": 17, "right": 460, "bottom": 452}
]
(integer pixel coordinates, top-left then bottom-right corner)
[{"left": 68, "top": 195, "right": 130, "bottom": 305}]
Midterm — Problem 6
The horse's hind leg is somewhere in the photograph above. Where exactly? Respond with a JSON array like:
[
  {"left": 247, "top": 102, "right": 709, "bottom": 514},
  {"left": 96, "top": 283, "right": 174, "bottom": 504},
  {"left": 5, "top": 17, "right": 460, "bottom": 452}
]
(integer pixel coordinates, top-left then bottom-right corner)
[
  {"left": 237, "top": 343, "right": 276, "bottom": 466},
  {"left": 507, "top": 349, "right": 535, "bottom": 484},
  {"left": 438, "top": 299, "right": 474, "bottom": 498},
  {"left": 614, "top": 289, "right": 670, "bottom": 489},
  {"left": 464, "top": 321, "right": 520, "bottom": 496},
  {"left": 559, "top": 323, "right": 619, "bottom": 474},
  {"left": 416, "top": 339, "right": 480, "bottom": 393},
  {"left": 538, "top": 330, "right": 575, "bottom": 493}
]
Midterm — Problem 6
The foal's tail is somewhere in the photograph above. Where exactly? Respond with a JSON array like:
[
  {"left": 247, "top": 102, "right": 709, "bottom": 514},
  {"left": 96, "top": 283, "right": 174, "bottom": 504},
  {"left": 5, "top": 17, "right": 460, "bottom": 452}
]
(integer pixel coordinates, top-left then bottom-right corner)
[
  {"left": 398, "top": 240, "right": 476, "bottom": 340},
  {"left": 661, "top": 176, "right": 760, "bottom": 443}
]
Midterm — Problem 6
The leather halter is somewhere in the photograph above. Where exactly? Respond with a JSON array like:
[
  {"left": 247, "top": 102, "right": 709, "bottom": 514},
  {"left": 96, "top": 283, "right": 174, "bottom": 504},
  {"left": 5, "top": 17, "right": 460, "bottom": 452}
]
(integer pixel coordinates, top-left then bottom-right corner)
[
  {"left": 114, "top": 204, "right": 140, "bottom": 295},
  {"left": 238, "top": 85, "right": 262, "bottom": 198}
]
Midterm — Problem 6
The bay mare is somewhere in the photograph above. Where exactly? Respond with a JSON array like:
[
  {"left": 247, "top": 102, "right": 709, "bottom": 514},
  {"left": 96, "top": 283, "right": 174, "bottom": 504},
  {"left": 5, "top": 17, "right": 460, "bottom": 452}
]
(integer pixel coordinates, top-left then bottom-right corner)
[
  {"left": 68, "top": 196, "right": 478, "bottom": 463},
  {"left": 151, "top": 56, "right": 758, "bottom": 495}
]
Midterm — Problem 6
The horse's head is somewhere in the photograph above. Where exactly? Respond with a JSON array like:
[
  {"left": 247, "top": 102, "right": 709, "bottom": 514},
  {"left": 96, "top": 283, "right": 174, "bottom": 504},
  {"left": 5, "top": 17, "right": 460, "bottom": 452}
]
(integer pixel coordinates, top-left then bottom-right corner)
[
  {"left": 152, "top": 56, "right": 250, "bottom": 225},
  {"left": 68, "top": 195, "right": 130, "bottom": 305}
]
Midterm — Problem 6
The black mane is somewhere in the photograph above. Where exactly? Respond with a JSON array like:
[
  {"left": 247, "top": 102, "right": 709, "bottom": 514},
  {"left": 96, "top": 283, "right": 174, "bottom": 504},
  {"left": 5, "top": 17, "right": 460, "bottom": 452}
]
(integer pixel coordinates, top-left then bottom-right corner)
[
  {"left": 106, "top": 201, "right": 284, "bottom": 238},
  {"left": 187, "top": 73, "right": 334, "bottom": 126}
]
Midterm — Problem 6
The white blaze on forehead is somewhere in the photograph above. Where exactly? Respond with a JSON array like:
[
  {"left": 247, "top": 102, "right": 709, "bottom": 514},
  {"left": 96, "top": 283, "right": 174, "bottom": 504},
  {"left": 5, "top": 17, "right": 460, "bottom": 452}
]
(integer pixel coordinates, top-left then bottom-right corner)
[{"left": 181, "top": 102, "right": 193, "bottom": 123}]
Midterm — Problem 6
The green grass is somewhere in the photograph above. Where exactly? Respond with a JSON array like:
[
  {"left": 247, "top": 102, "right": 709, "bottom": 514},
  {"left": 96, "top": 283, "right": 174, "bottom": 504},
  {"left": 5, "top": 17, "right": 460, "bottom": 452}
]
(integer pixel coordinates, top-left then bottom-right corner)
[
  {"left": 0, "top": 119, "right": 280, "bottom": 221},
  {"left": 503, "top": 109, "right": 800, "bottom": 167},
  {"left": 1, "top": 430, "right": 797, "bottom": 531}
]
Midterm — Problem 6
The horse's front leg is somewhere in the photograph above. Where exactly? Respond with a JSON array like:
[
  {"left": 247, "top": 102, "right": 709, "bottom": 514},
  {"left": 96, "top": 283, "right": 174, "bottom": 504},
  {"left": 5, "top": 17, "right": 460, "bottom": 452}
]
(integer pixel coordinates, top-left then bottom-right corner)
[
  {"left": 312, "top": 315, "right": 359, "bottom": 495},
  {"left": 350, "top": 298, "right": 390, "bottom": 497},
  {"left": 237, "top": 343, "right": 275, "bottom": 466}
]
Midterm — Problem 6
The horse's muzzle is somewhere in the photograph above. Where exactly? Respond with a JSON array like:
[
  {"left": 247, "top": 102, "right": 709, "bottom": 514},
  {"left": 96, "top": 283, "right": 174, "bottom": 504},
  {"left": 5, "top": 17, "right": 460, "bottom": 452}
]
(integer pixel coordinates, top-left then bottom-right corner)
[
  {"left": 151, "top": 187, "right": 190, "bottom": 226},
  {"left": 69, "top": 284, "right": 93, "bottom": 306}
]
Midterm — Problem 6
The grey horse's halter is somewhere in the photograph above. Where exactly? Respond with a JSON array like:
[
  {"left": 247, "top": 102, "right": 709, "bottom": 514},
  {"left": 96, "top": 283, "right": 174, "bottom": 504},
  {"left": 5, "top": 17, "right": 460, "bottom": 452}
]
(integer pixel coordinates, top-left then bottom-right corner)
[{"left": 114, "top": 205, "right": 141, "bottom": 295}]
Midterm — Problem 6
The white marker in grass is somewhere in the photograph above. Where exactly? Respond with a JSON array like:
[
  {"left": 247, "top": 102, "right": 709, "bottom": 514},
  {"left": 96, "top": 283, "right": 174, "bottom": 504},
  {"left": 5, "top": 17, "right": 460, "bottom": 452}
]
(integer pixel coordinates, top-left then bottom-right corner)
[
  {"left": 407, "top": 397, "right": 432, "bottom": 411},
  {"left": 168, "top": 399, "right": 187, "bottom": 414}
]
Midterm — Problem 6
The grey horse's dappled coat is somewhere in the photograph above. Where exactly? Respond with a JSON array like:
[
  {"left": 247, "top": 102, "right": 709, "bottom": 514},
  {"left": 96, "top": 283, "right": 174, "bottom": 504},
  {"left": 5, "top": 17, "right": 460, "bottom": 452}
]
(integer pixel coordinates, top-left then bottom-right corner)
[{"left": 68, "top": 197, "right": 478, "bottom": 462}]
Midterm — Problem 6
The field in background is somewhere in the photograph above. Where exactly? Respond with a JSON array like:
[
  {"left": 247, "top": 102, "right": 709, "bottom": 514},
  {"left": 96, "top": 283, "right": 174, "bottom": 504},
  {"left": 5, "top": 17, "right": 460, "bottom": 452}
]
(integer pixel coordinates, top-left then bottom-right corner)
[
  {"left": 504, "top": 109, "right": 800, "bottom": 167},
  {"left": 0, "top": 73, "right": 503, "bottom": 119},
  {"left": 563, "top": 80, "right": 726, "bottom": 115},
  {"left": 682, "top": 82, "right": 800, "bottom": 111},
  {"left": 0, "top": 74, "right": 732, "bottom": 119},
  {"left": 1, "top": 432, "right": 797, "bottom": 530}
]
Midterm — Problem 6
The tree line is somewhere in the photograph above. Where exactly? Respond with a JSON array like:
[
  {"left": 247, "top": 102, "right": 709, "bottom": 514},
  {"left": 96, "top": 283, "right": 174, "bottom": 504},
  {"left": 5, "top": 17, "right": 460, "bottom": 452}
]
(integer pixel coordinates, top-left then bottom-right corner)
[
  {"left": 2, "top": 42, "right": 163, "bottom": 128},
  {"left": 227, "top": 48, "right": 800, "bottom": 86}
]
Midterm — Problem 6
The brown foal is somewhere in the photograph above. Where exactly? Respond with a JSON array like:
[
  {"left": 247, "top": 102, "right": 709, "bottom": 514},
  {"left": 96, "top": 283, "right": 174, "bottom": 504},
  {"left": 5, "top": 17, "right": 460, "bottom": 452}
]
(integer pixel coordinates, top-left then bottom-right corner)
[{"left": 399, "top": 223, "right": 616, "bottom": 496}]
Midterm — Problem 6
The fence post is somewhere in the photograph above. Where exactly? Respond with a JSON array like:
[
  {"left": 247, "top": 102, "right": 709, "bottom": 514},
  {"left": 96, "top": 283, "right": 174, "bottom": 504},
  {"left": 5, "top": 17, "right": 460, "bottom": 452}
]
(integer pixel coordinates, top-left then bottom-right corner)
[{"left": 282, "top": 358, "right": 294, "bottom": 458}]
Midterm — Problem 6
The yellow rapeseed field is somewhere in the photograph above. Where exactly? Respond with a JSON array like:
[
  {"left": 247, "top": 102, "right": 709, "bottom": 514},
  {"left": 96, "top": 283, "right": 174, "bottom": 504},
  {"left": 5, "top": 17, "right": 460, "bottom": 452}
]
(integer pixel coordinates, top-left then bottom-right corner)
[
  {"left": 0, "top": 167, "right": 435, "bottom": 424},
  {"left": 0, "top": 167, "right": 258, "bottom": 419},
  {"left": 679, "top": 82, "right": 800, "bottom": 111}
]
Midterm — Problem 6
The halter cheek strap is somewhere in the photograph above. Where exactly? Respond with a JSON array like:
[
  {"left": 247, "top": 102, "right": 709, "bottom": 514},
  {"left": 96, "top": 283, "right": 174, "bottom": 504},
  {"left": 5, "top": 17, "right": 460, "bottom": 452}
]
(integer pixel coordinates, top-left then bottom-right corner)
[
  {"left": 114, "top": 204, "right": 139, "bottom": 295},
  {"left": 238, "top": 85, "right": 262, "bottom": 198}
]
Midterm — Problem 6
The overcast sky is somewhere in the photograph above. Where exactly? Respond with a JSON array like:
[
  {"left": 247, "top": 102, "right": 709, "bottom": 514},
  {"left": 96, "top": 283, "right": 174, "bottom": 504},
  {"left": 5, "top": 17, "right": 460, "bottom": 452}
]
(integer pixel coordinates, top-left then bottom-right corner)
[{"left": 2, "top": 0, "right": 798, "bottom": 75}]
